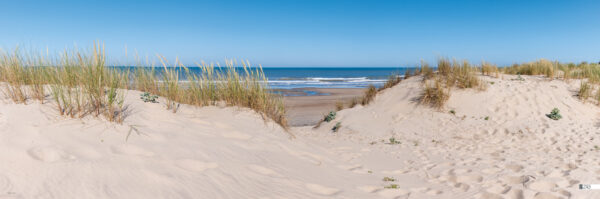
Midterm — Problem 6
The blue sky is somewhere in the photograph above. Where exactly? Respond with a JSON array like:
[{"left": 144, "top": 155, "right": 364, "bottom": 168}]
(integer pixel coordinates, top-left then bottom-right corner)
[{"left": 0, "top": 0, "right": 598, "bottom": 67}]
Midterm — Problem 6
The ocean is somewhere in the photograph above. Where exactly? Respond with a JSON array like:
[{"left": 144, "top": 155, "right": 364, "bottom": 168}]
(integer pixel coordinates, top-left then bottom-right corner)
[
  {"left": 261, "top": 67, "right": 409, "bottom": 89},
  {"left": 119, "top": 67, "right": 412, "bottom": 89}
]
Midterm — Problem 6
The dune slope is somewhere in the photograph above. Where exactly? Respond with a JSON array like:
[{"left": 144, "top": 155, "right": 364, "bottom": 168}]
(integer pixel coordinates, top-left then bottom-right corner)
[
  {"left": 0, "top": 89, "right": 384, "bottom": 199},
  {"left": 311, "top": 75, "right": 600, "bottom": 198}
]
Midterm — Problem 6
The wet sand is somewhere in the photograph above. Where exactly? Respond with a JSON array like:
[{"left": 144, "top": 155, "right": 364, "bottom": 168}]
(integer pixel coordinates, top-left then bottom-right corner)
[{"left": 280, "top": 88, "right": 366, "bottom": 126}]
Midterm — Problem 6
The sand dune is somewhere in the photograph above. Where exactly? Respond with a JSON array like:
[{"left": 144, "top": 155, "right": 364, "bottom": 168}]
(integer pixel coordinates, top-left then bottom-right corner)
[
  {"left": 311, "top": 75, "right": 600, "bottom": 198},
  {"left": 1, "top": 75, "right": 600, "bottom": 198}
]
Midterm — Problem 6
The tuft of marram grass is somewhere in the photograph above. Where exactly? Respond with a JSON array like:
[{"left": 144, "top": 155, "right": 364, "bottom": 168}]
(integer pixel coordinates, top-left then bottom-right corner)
[
  {"left": 404, "top": 68, "right": 413, "bottom": 79},
  {"left": 380, "top": 75, "right": 401, "bottom": 91},
  {"left": 361, "top": 85, "right": 377, "bottom": 105},
  {"left": 579, "top": 81, "right": 592, "bottom": 102},
  {"left": 420, "top": 61, "right": 434, "bottom": 80},
  {"left": 420, "top": 77, "right": 449, "bottom": 110},
  {"left": 480, "top": 61, "right": 499, "bottom": 77},
  {"left": 147, "top": 59, "right": 288, "bottom": 128}
]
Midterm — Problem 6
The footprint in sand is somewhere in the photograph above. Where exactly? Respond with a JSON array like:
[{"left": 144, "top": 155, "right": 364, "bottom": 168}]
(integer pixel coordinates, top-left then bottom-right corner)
[
  {"left": 505, "top": 188, "right": 524, "bottom": 199},
  {"left": 501, "top": 175, "right": 529, "bottom": 185},
  {"left": 246, "top": 165, "right": 281, "bottom": 177},
  {"left": 527, "top": 181, "right": 557, "bottom": 192},
  {"left": 305, "top": 183, "right": 340, "bottom": 196},
  {"left": 506, "top": 164, "right": 524, "bottom": 172},
  {"left": 377, "top": 188, "right": 410, "bottom": 198},
  {"left": 176, "top": 159, "right": 218, "bottom": 172},
  {"left": 454, "top": 175, "right": 483, "bottom": 184},
  {"left": 425, "top": 189, "right": 442, "bottom": 195},
  {"left": 357, "top": 185, "right": 381, "bottom": 193},
  {"left": 476, "top": 192, "right": 503, "bottom": 199},
  {"left": 482, "top": 167, "right": 502, "bottom": 174},
  {"left": 110, "top": 144, "right": 154, "bottom": 157},
  {"left": 486, "top": 184, "right": 511, "bottom": 194},
  {"left": 453, "top": 183, "right": 470, "bottom": 192},
  {"left": 28, "top": 146, "right": 74, "bottom": 162},
  {"left": 533, "top": 192, "right": 561, "bottom": 199}
]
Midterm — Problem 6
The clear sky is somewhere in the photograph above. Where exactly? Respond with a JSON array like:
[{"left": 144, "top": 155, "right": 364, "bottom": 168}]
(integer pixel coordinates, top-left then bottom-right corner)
[{"left": 0, "top": 0, "right": 598, "bottom": 67}]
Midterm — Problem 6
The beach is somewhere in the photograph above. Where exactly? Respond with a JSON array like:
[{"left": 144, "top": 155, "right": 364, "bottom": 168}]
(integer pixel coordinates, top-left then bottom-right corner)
[
  {"left": 280, "top": 87, "right": 366, "bottom": 126},
  {"left": 3, "top": 0, "right": 597, "bottom": 198},
  {"left": 1, "top": 74, "right": 599, "bottom": 198}
]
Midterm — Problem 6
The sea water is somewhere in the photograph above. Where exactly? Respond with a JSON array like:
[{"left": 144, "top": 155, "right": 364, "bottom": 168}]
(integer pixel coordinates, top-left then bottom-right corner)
[{"left": 119, "top": 67, "right": 412, "bottom": 89}]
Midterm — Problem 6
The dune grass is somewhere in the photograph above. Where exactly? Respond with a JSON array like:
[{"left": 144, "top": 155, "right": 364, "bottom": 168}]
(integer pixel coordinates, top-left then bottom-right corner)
[
  {"left": 0, "top": 45, "right": 287, "bottom": 128},
  {"left": 360, "top": 85, "right": 378, "bottom": 105},
  {"left": 420, "top": 77, "right": 449, "bottom": 110},
  {"left": 380, "top": 75, "right": 402, "bottom": 91},
  {"left": 578, "top": 81, "right": 592, "bottom": 102},
  {"left": 502, "top": 59, "right": 600, "bottom": 81},
  {"left": 417, "top": 58, "right": 485, "bottom": 109},
  {"left": 480, "top": 61, "right": 499, "bottom": 77}
]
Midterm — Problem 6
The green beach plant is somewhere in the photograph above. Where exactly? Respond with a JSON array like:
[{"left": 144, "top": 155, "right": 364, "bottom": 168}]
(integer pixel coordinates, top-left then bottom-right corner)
[
  {"left": 546, "top": 108, "right": 562, "bottom": 120},
  {"left": 140, "top": 92, "right": 158, "bottom": 103},
  {"left": 324, "top": 111, "right": 336, "bottom": 122},
  {"left": 387, "top": 137, "right": 401, "bottom": 145},
  {"left": 332, "top": 122, "right": 341, "bottom": 132}
]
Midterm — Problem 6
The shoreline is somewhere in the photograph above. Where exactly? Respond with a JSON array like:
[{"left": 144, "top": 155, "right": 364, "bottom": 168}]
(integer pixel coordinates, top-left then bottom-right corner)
[{"left": 281, "top": 87, "right": 366, "bottom": 126}]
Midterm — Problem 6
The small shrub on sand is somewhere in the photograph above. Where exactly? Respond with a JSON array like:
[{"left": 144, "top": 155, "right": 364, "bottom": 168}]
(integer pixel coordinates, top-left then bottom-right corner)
[
  {"left": 387, "top": 137, "right": 401, "bottom": 145},
  {"left": 579, "top": 81, "right": 592, "bottom": 102},
  {"left": 420, "top": 78, "right": 449, "bottom": 109},
  {"left": 510, "top": 75, "right": 525, "bottom": 81},
  {"left": 324, "top": 111, "right": 336, "bottom": 122},
  {"left": 361, "top": 85, "right": 377, "bottom": 105},
  {"left": 384, "top": 184, "right": 399, "bottom": 189},
  {"left": 546, "top": 108, "right": 562, "bottom": 120},
  {"left": 449, "top": 110, "right": 455, "bottom": 115},
  {"left": 332, "top": 122, "right": 341, "bottom": 132},
  {"left": 382, "top": 177, "right": 396, "bottom": 182},
  {"left": 140, "top": 92, "right": 158, "bottom": 103}
]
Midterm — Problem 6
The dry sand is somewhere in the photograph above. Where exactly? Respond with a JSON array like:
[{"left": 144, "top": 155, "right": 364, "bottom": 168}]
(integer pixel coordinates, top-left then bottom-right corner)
[{"left": 1, "top": 75, "right": 600, "bottom": 198}]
